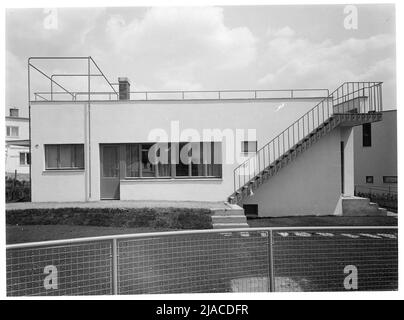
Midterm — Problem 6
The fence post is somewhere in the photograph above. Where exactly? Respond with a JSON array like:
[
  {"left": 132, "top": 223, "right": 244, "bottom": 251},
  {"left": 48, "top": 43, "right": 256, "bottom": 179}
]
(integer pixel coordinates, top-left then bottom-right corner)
[
  {"left": 112, "top": 238, "right": 118, "bottom": 295},
  {"left": 268, "top": 230, "right": 275, "bottom": 292},
  {"left": 13, "top": 170, "right": 17, "bottom": 200}
]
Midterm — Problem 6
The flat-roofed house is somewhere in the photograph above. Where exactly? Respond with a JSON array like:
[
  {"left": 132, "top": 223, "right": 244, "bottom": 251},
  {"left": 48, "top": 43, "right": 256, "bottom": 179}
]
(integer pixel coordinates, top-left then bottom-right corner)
[{"left": 28, "top": 57, "right": 387, "bottom": 217}]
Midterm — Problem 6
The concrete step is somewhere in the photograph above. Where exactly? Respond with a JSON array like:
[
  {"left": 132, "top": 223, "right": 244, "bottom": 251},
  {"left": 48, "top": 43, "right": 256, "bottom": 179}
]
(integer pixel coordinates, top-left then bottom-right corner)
[
  {"left": 211, "top": 208, "right": 245, "bottom": 216},
  {"left": 342, "top": 196, "right": 387, "bottom": 216},
  {"left": 212, "top": 223, "right": 249, "bottom": 229},
  {"left": 211, "top": 204, "right": 249, "bottom": 228},
  {"left": 387, "top": 211, "right": 398, "bottom": 218},
  {"left": 211, "top": 215, "right": 248, "bottom": 224}
]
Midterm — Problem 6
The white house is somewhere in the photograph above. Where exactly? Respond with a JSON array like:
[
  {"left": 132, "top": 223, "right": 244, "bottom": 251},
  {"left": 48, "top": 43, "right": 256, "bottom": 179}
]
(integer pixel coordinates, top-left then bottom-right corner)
[
  {"left": 28, "top": 57, "right": 386, "bottom": 217},
  {"left": 5, "top": 108, "right": 30, "bottom": 180}
]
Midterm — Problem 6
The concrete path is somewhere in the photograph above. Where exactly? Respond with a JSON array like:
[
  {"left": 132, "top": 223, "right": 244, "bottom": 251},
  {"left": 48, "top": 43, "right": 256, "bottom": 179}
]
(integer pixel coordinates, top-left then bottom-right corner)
[{"left": 6, "top": 200, "right": 229, "bottom": 211}]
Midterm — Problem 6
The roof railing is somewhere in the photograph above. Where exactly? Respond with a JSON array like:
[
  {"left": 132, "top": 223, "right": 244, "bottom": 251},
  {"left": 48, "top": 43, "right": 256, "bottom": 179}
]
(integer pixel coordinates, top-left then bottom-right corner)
[{"left": 32, "top": 88, "right": 330, "bottom": 102}]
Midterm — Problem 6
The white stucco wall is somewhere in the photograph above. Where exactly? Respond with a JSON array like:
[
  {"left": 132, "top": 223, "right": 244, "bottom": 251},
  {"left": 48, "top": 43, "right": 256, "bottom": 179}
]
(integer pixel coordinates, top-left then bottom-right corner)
[
  {"left": 31, "top": 104, "right": 87, "bottom": 202},
  {"left": 242, "top": 129, "right": 343, "bottom": 216},
  {"left": 31, "top": 97, "right": 343, "bottom": 204},
  {"left": 353, "top": 110, "right": 397, "bottom": 189}
]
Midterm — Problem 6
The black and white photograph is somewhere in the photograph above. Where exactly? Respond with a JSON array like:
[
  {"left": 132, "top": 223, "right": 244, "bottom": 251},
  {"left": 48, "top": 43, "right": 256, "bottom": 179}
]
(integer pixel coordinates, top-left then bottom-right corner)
[{"left": 1, "top": 0, "right": 401, "bottom": 302}]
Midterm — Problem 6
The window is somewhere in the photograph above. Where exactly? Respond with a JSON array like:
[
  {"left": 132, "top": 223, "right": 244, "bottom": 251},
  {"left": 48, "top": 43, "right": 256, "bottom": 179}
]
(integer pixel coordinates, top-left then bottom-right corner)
[
  {"left": 383, "top": 176, "right": 397, "bottom": 184},
  {"left": 141, "top": 143, "right": 157, "bottom": 177},
  {"left": 6, "top": 126, "right": 19, "bottom": 138},
  {"left": 45, "top": 144, "right": 84, "bottom": 170},
  {"left": 125, "top": 142, "right": 222, "bottom": 178},
  {"left": 241, "top": 141, "right": 257, "bottom": 155},
  {"left": 362, "top": 123, "right": 372, "bottom": 147},
  {"left": 126, "top": 143, "right": 171, "bottom": 178},
  {"left": 9, "top": 108, "right": 19, "bottom": 117},
  {"left": 19, "top": 152, "right": 30, "bottom": 166},
  {"left": 366, "top": 176, "right": 374, "bottom": 184},
  {"left": 126, "top": 144, "right": 140, "bottom": 177},
  {"left": 176, "top": 142, "right": 222, "bottom": 178}
]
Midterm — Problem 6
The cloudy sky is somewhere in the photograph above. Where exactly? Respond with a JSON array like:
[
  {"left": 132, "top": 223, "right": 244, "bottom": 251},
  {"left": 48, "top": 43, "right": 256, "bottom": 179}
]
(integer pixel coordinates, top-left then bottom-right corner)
[{"left": 6, "top": 5, "right": 396, "bottom": 116}]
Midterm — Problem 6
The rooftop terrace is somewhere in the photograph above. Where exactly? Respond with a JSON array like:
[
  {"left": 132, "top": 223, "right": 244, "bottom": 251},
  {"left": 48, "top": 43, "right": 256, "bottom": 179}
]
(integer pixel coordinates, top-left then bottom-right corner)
[{"left": 29, "top": 56, "right": 330, "bottom": 103}]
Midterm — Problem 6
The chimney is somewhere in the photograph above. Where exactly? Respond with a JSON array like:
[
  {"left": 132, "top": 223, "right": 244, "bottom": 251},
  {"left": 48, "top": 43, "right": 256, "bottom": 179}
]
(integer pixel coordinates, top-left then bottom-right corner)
[{"left": 118, "top": 77, "right": 130, "bottom": 100}]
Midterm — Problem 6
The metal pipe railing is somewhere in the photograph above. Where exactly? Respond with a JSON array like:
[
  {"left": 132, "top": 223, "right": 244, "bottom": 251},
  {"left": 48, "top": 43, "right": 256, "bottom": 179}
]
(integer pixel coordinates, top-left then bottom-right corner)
[
  {"left": 6, "top": 226, "right": 398, "bottom": 295},
  {"left": 31, "top": 88, "right": 330, "bottom": 102}
]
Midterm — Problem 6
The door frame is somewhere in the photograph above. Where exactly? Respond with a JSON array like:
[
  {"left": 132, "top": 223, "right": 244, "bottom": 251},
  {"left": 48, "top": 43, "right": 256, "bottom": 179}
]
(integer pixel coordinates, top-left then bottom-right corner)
[{"left": 100, "top": 144, "right": 123, "bottom": 200}]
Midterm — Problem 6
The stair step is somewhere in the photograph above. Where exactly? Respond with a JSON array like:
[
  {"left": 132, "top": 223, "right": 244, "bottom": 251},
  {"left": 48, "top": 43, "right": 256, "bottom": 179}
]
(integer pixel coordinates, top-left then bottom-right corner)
[
  {"left": 212, "top": 216, "right": 248, "bottom": 224},
  {"left": 212, "top": 223, "right": 249, "bottom": 229}
]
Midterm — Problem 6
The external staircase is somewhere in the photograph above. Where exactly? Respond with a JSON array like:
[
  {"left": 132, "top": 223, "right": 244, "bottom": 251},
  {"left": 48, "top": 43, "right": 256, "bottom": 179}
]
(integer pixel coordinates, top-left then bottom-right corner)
[{"left": 228, "top": 82, "right": 384, "bottom": 214}]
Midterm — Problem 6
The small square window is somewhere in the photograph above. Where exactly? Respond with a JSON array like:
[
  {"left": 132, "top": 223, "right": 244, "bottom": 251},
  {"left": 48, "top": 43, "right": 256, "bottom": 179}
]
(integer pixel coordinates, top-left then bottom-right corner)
[
  {"left": 241, "top": 141, "right": 257, "bottom": 155},
  {"left": 383, "top": 176, "right": 397, "bottom": 184},
  {"left": 9, "top": 108, "right": 19, "bottom": 117},
  {"left": 366, "top": 176, "right": 374, "bottom": 184}
]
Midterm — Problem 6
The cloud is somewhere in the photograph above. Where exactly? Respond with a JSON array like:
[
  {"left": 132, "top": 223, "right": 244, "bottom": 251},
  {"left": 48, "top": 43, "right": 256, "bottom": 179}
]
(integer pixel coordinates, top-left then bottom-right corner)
[
  {"left": 267, "top": 26, "right": 295, "bottom": 38},
  {"left": 100, "top": 7, "right": 257, "bottom": 89},
  {"left": 6, "top": 8, "right": 396, "bottom": 110},
  {"left": 258, "top": 27, "right": 395, "bottom": 107}
]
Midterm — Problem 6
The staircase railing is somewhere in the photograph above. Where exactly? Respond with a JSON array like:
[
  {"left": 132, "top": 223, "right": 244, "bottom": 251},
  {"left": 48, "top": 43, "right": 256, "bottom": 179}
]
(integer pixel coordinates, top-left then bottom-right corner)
[{"left": 233, "top": 82, "right": 383, "bottom": 194}]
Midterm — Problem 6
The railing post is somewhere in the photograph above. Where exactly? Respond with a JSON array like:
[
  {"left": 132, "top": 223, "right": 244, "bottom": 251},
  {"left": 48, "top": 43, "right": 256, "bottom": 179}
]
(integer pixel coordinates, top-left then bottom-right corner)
[
  {"left": 379, "top": 83, "right": 383, "bottom": 111},
  {"left": 268, "top": 230, "right": 275, "bottom": 292},
  {"left": 233, "top": 168, "right": 236, "bottom": 193},
  {"left": 112, "top": 238, "right": 119, "bottom": 295}
]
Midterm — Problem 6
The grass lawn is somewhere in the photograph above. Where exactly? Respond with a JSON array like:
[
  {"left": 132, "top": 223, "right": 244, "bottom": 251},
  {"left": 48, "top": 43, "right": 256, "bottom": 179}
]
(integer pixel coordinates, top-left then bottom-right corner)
[
  {"left": 7, "top": 215, "right": 397, "bottom": 245},
  {"left": 6, "top": 224, "right": 177, "bottom": 245},
  {"left": 247, "top": 215, "right": 398, "bottom": 228}
]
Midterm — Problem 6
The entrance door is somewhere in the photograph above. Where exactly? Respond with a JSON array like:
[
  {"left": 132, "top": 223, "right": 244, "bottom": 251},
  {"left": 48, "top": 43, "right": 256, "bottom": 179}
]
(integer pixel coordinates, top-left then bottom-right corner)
[{"left": 100, "top": 145, "right": 120, "bottom": 199}]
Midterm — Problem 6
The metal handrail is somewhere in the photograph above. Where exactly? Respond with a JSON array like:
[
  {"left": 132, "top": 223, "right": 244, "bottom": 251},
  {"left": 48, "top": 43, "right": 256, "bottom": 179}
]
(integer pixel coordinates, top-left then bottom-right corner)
[
  {"left": 6, "top": 225, "right": 396, "bottom": 249},
  {"left": 233, "top": 82, "right": 383, "bottom": 194}
]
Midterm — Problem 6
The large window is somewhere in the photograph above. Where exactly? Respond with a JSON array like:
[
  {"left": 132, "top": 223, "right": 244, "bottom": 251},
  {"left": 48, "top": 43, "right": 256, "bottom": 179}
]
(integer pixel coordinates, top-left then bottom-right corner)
[
  {"left": 6, "top": 126, "right": 19, "bottom": 138},
  {"left": 362, "top": 123, "right": 372, "bottom": 147},
  {"left": 45, "top": 144, "right": 84, "bottom": 170},
  {"left": 19, "top": 152, "right": 30, "bottom": 166},
  {"left": 125, "top": 142, "right": 222, "bottom": 178}
]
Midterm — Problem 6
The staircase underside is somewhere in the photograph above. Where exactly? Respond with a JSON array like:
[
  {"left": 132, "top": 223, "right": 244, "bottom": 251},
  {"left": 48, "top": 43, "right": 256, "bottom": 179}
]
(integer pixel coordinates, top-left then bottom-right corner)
[{"left": 229, "top": 112, "right": 382, "bottom": 205}]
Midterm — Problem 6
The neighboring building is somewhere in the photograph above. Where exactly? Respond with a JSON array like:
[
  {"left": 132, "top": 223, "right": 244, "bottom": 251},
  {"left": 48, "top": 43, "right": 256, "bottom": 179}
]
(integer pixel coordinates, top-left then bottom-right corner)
[
  {"left": 5, "top": 107, "right": 30, "bottom": 180},
  {"left": 353, "top": 110, "right": 397, "bottom": 194},
  {"left": 29, "top": 60, "right": 385, "bottom": 217}
]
